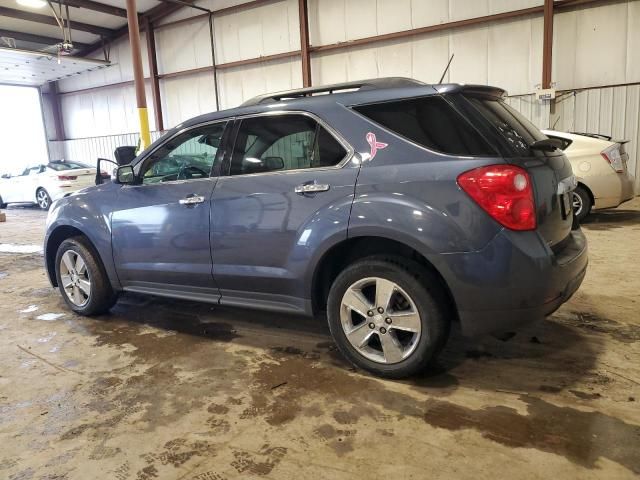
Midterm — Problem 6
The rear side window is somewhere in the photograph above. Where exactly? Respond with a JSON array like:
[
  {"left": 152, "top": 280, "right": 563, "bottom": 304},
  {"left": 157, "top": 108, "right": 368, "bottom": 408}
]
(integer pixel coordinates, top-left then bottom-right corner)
[
  {"left": 229, "top": 114, "right": 347, "bottom": 176},
  {"left": 353, "top": 96, "right": 496, "bottom": 156}
]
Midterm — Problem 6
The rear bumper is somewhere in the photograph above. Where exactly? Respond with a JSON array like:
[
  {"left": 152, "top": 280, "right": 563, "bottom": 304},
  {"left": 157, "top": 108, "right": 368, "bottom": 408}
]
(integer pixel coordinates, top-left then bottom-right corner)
[
  {"left": 437, "top": 228, "right": 588, "bottom": 337},
  {"left": 593, "top": 172, "right": 635, "bottom": 210}
]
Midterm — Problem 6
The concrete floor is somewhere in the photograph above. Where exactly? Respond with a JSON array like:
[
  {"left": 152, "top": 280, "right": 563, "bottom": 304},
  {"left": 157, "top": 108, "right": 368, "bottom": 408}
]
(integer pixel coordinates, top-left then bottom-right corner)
[{"left": 1, "top": 200, "right": 639, "bottom": 480}]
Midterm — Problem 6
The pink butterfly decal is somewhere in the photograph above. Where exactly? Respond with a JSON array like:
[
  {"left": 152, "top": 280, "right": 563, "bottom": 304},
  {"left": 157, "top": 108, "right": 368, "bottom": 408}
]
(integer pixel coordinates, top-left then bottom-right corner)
[{"left": 366, "top": 132, "right": 388, "bottom": 160}]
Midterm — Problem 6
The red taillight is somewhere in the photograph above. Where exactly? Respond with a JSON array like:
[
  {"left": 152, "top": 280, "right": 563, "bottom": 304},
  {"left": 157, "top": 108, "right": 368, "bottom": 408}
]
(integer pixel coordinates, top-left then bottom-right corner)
[
  {"left": 57, "top": 175, "right": 77, "bottom": 181},
  {"left": 457, "top": 165, "right": 536, "bottom": 231},
  {"left": 601, "top": 145, "right": 624, "bottom": 172}
]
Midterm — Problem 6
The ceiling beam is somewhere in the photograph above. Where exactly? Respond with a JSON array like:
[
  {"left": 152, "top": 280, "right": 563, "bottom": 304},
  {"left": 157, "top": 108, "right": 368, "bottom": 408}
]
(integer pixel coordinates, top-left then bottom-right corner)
[
  {"left": 0, "top": 6, "right": 115, "bottom": 37},
  {"left": 77, "top": 0, "right": 193, "bottom": 57},
  {"left": 61, "top": 0, "right": 128, "bottom": 18},
  {"left": 0, "top": 28, "right": 90, "bottom": 49}
]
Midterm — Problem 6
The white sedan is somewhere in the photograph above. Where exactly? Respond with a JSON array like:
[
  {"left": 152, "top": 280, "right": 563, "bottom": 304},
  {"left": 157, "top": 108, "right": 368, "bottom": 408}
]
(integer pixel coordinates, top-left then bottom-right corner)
[
  {"left": 543, "top": 130, "right": 635, "bottom": 221},
  {"left": 0, "top": 161, "right": 108, "bottom": 210}
]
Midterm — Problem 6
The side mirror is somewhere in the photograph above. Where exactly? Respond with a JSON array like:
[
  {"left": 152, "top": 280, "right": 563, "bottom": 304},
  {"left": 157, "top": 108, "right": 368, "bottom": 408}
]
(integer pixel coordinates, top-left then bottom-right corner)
[
  {"left": 114, "top": 146, "right": 137, "bottom": 166},
  {"left": 116, "top": 165, "right": 135, "bottom": 184},
  {"left": 263, "top": 156, "right": 284, "bottom": 171}
]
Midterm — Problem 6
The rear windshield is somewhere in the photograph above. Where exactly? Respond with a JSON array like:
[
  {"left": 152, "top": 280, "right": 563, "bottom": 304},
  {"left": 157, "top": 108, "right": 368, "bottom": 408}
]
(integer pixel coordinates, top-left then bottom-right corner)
[
  {"left": 353, "top": 96, "right": 496, "bottom": 156},
  {"left": 462, "top": 96, "right": 549, "bottom": 157},
  {"left": 48, "top": 161, "right": 91, "bottom": 171}
]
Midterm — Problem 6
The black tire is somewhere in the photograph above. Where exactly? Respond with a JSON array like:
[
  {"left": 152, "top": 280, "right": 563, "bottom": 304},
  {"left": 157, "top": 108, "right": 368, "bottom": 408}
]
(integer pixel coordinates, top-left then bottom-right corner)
[
  {"left": 327, "top": 255, "right": 450, "bottom": 379},
  {"left": 0, "top": 196, "right": 7, "bottom": 209},
  {"left": 55, "top": 236, "right": 118, "bottom": 315},
  {"left": 36, "top": 188, "right": 52, "bottom": 210},
  {"left": 573, "top": 186, "right": 592, "bottom": 222}
]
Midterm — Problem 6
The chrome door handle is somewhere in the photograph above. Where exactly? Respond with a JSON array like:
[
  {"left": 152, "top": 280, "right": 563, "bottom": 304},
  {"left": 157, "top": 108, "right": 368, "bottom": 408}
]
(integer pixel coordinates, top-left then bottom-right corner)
[
  {"left": 295, "top": 183, "right": 330, "bottom": 194},
  {"left": 179, "top": 195, "right": 205, "bottom": 205}
]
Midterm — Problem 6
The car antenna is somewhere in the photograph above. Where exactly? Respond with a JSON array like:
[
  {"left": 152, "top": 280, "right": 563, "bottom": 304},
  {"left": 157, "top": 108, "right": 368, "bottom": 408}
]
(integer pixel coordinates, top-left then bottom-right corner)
[
  {"left": 551, "top": 115, "right": 561, "bottom": 130},
  {"left": 438, "top": 54, "right": 455, "bottom": 84}
]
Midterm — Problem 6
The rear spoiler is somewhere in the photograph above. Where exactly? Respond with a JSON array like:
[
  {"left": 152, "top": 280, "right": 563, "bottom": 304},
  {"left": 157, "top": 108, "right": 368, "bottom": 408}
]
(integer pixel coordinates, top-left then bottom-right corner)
[
  {"left": 434, "top": 84, "right": 506, "bottom": 98},
  {"left": 570, "top": 132, "right": 629, "bottom": 144}
]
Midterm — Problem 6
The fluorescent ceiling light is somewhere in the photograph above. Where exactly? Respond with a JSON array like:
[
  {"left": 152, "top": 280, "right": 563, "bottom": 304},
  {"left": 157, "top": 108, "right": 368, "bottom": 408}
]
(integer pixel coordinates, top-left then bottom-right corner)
[{"left": 17, "top": 0, "right": 47, "bottom": 8}]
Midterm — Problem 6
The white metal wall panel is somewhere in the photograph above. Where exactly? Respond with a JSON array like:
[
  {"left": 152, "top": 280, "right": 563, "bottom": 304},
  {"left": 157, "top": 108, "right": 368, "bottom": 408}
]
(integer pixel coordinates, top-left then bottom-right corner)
[
  {"left": 553, "top": 85, "right": 640, "bottom": 193},
  {"left": 553, "top": 1, "right": 639, "bottom": 90},
  {"left": 217, "top": 58, "right": 303, "bottom": 109},
  {"left": 60, "top": 83, "right": 157, "bottom": 138},
  {"left": 308, "top": 0, "right": 542, "bottom": 45},
  {"left": 156, "top": 17, "right": 213, "bottom": 75},
  {"left": 311, "top": 16, "right": 541, "bottom": 95},
  {"left": 159, "top": 70, "right": 218, "bottom": 128},
  {"left": 214, "top": 0, "right": 300, "bottom": 64}
]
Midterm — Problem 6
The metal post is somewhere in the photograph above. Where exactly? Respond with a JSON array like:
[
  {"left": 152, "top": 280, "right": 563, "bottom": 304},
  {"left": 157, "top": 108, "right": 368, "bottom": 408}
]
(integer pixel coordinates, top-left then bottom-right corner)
[
  {"left": 145, "top": 17, "right": 163, "bottom": 131},
  {"left": 208, "top": 13, "right": 220, "bottom": 110},
  {"left": 126, "top": 0, "right": 151, "bottom": 149},
  {"left": 542, "top": 0, "right": 553, "bottom": 89},
  {"left": 298, "top": 0, "right": 311, "bottom": 87}
]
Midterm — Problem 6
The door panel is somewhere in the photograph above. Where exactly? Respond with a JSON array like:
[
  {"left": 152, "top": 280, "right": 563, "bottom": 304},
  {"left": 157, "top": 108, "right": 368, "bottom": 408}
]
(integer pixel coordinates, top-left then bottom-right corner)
[
  {"left": 112, "top": 179, "right": 219, "bottom": 298},
  {"left": 210, "top": 113, "right": 357, "bottom": 312},
  {"left": 111, "top": 121, "right": 228, "bottom": 299},
  {"left": 211, "top": 169, "right": 358, "bottom": 311}
]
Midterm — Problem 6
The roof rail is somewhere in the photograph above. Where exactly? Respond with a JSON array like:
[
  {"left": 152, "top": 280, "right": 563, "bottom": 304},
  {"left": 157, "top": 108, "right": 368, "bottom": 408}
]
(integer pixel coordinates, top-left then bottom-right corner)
[{"left": 240, "top": 77, "right": 426, "bottom": 107}]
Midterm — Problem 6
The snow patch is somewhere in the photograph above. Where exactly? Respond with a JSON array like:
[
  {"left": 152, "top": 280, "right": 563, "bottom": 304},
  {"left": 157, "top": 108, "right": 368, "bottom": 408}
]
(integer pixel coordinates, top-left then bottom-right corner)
[
  {"left": 20, "top": 305, "right": 39, "bottom": 313},
  {"left": 0, "top": 244, "right": 43, "bottom": 254},
  {"left": 36, "top": 313, "right": 65, "bottom": 321}
]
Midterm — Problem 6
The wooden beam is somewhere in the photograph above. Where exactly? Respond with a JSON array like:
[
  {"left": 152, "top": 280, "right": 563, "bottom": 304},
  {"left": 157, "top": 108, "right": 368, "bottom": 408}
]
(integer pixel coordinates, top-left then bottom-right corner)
[
  {"left": 0, "top": 28, "right": 89, "bottom": 49},
  {"left": 542, "top": 0, "right": 554, "bottom": 89},
  {"left": 0, "top": 6, "right": 115, "bottom": 37},
  {"left": 62, "top": 0, "right": 128, "bottom": 18},
  {"left": 145, "top": 17, "right": 163, "bottom": 131},
  {"left": 298, "top": 0, "right": 311, "bottom": 87}
]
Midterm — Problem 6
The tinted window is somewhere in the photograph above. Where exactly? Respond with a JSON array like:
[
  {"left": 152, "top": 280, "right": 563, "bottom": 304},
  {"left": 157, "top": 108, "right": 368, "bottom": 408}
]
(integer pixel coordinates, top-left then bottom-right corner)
[
  {"left": 353, "top": 96, "right": 495, "bottom": 156},
  {"left": 464, "top": 96, "right": 547, "bottom": 157},
  {"left": 48, "top": 161, "right": 91, "bottom": 171},
  {"left": 229, "top": 115, "right": 346, "bottom": 176},
  {"left": 546, "top": 135, "right": 573, "bottom": 151},
  {"left": 141, "top": 122, "right": 226, "bottom": 184}
]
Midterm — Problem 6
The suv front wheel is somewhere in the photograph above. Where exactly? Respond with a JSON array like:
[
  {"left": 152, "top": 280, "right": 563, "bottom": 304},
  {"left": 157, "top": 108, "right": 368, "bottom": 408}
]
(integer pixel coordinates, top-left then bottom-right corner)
[{"left": 327, "top": 256, "right": 450, "bottom": 378}]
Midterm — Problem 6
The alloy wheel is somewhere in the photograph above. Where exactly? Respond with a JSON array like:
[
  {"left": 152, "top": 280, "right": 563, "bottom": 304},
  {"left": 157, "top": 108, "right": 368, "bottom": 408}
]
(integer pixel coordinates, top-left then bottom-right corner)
[
  {"left": 37, "top": 190, "right": 49, "bottom": 209},
  {"left": 59, "top": 250, "right": 91, "bottom": 307},
  {"left": 339, "top": 277, "right": 422, "bottom": 364},
  {"left": 572, "top": 192, "right": 583, "bottom": 217}
]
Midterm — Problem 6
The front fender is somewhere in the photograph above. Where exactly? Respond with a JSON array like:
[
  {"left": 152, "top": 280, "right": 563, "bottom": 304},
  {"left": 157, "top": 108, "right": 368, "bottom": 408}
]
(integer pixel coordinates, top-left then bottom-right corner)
[{"left": 44, "top": 183, "right": 121, "bottom": 289}]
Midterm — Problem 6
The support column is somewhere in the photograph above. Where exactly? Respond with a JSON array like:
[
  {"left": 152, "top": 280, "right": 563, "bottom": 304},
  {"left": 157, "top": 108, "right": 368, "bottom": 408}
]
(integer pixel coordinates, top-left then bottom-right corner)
[
  {"left": 50, "top": 81, "right": 66, "bottom": 141},
  {"left": 126, "top": 0, "right": 151, "bottom": 149},
  {"left": 145, "top": 17, "right": 163, "bottom": 132},
  {"left": 542, "top": 0, "right": 553, "bottom": 89},
  {"left": 298, "top": 0, "right": 311, "bottom": 87}
]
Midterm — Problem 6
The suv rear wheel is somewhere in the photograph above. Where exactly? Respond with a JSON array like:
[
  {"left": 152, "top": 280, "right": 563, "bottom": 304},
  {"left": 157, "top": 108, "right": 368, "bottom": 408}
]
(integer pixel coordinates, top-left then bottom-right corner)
[
  {"left": 55, "top": 237, "right": 118, "bottom": 315},
  {"left": 36, "top": 188, "right": 51, "bottom": 210},
  {"left": 327, "top": 256, "right": 450, "bottom": 378}
]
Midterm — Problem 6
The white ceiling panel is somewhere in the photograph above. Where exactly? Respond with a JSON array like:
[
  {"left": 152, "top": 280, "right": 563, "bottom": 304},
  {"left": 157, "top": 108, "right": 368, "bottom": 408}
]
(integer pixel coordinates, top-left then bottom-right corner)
[
  {"left": 0, "top": 15, "right": 99, "bottom": 44},
  {"left": 0, "top": 46, "right": 111, "bottom": 86}
]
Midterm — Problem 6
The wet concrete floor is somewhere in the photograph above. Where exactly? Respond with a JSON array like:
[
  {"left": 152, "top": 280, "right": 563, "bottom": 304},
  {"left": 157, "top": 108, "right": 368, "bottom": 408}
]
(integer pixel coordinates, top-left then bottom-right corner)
[{"left": 0, "top": 200, "right": 639, "bottom": 479}]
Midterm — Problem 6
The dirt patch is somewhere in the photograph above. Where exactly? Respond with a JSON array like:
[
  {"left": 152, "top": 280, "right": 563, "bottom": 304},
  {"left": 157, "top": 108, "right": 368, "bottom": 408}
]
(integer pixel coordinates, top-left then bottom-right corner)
[
  {"left": 423, "top": 395, "right": 640, "bottom": 473},
  {"left": 230, "top": 445, "right": 287, "bottom": 476},
  {"left": 560, "top": 312, "right": 640, "bottom": 343}
]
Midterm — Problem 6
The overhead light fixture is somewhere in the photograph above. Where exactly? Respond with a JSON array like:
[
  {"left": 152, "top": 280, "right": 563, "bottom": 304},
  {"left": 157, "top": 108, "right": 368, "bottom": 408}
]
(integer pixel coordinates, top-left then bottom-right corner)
[{"left": 17, "top": 0, "right": 47, "bottom": 8}]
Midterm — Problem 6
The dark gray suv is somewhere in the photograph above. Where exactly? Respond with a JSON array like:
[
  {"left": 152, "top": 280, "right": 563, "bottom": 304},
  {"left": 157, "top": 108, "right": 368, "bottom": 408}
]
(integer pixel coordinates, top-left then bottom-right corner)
[{"left": 44, "top": 78, "right": 588, "bottom": 378}]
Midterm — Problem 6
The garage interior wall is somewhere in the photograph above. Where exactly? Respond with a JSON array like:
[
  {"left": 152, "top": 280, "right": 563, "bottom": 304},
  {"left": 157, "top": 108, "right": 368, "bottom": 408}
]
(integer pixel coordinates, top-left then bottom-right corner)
[{"left": 46, "top": 0, "right": 640, "bottom": 192}]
